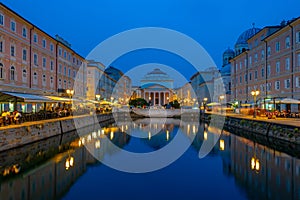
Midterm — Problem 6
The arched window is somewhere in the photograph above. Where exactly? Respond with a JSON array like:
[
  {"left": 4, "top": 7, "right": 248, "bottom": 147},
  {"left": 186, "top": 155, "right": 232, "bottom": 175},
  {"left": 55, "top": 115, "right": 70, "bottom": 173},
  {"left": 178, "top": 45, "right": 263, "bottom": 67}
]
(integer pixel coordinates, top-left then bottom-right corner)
[
  {"left": 10, "top": 66, "right": 15, "bottom": 81},
  {"left": 33, "top": 72, "right": 38, "bottom": 84},
  {"left": 42, "top": 74, "right": 46, "bottom": 86},
  {"left": 50, "top": 76, "right": 54, "bottom": 88},
  {"left": 58, "top": 79, "right": 62, "bottom": 88},
  {"left": 0, "top": 63, "right": 3, "bottom": 79},
  {"left": 22, "top": 69, "right": 27, "bottom": 83}
]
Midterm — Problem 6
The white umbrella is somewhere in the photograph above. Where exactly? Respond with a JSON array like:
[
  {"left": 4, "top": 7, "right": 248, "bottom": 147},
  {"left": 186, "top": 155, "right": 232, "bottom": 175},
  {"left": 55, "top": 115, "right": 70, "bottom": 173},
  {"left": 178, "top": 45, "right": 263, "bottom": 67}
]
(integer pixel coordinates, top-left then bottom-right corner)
[{"left": 278, "top": 98, "right": 300, "bottom": 104}]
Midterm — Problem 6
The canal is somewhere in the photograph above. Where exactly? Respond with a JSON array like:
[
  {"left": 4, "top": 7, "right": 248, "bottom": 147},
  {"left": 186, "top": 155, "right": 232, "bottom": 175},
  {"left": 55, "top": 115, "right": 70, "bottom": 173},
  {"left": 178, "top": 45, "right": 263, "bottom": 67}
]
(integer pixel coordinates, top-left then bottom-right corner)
[{"left": 0, "top": 117, "right": 299, "bottom": 199}]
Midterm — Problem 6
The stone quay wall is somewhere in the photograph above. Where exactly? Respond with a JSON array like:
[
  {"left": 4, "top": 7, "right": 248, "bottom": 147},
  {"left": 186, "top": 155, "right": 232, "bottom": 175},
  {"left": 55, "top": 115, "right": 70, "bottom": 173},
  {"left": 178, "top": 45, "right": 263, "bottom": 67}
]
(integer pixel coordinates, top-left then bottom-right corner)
[
  {"left": 0, "top": 113, "right": 113, "bottom": 152},
  {"left": 203, "top": 113, "right": 300, "bottom": 144}
]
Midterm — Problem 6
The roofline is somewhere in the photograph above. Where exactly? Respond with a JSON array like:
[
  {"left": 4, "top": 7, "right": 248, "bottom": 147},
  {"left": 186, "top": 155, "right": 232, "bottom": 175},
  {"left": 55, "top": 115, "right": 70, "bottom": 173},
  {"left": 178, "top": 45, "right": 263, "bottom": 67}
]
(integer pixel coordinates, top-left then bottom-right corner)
[
  {"left": 0, "top": 3, "right": 85, "bottom": 60},
  {"left": 263, "top": 16, "right": 300, "bottom": 41},
  {"left": 246, "top": 25, "right": 282, "bottom": 42}
]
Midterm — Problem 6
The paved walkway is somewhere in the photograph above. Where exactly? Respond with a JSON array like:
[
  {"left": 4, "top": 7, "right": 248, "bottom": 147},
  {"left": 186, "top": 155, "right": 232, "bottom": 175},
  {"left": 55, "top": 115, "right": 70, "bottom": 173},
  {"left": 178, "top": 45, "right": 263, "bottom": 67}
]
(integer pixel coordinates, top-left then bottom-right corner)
[{"left": 207, "top": 112, "right": 300, "bottom": 127}]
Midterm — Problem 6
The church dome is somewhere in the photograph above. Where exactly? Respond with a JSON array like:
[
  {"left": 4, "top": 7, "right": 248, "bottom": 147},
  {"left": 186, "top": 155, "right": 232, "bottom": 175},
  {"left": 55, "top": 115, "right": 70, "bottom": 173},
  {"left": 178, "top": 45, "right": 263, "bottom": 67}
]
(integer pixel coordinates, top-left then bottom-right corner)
[
  {"left": 223, "top": 48, "right": 235, "bottom": 56},
  {"left": 143, "top": 68, "right": 171, "bottom": 80},
  {"left": 235, "top": 27, "right": 261, "bottom": 46},
  {"left": 235, "top": 27, "right": 261, "bottom": 55}
]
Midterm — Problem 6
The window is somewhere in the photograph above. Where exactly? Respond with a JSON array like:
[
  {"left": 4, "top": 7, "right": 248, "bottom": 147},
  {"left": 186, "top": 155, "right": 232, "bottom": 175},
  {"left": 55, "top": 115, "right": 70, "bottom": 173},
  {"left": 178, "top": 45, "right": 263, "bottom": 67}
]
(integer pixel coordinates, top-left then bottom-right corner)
[
  {"left": 255, "top": 70, "right": 258, "bottom": 79},
  {"left": 267, "top": 46, "right": 271, "bottom": 56},
  {"left": 0, "top": 63, "right": 3, "bottom": 79},
  {"left": 249, "top": 73, "right": 252, "bottom": 81},
  {"left": 64, "top": 66, "right": 66, "bottom": 75},
  {"left": 254, "top": 53, "right": 258, "bottom": 62},
  {"left": 22, "top": 69, "right": 27, "bottom": 82},
  {"left": 68, "top": 68, "right": 71, "bottom": 77},
  {"left": 22, "top": 27, "right": 27, "bottom": 38},
  {"left": 58, "top": 79, "right": 62, "bottom": 88},
  {"left": 50, "top": 43, "right": 54, "bottom": 52},
  {"left": 267, "top": 83, "right": 272, "bottom": 91},
  {"left": 249, "top": 56, "right": 252, "bottom": 65},
  {"left": 68, "top": 80, "right": 71, "bottom": 88},
  {"left": 240, "top": 76, "right": 242, "bottom": 83},
  {"left": 33, "top": 54, "right": 38, "bottom": 65},
  {"left": 275, "top": 81, "right": 280, "bottom": 90},
  {"left": 22, "top": 69, "right": 26, "bottom": 78},
  {"left": 240, "top": 62, "right": 242, "bottom": 69},
  {"left": 261, "top": 50, "right": 264, "bottom": 60},
  {"left": 42, "top": 57, "right": 46, "bottom": 68},
  {"left": 59, "top": 64, "right": 62, "bottom": 73},
  {"left": 244, "top": 74, "right": 248, "bottom": 82},
  {"left": 42, "top": 74, "right": 46, "bottom": 86},
  {"left": 296, "top": 77, "right": 300, "bottom": 88},
  {"left": 0, "top": 13, "right": 4, "bottom": 26},
  {"left": 64, "top": 51, "right": 66, "bottom": 58},
  {"left": 22, "top": 49, "right": 27, "bottom": 61},
  {"left": 42, "top": 39, "right": 46, "bottom": 48},
  {"left": 10, "top": 45, "right": 15, "bottom": 57},
  {"left": 64, "top": 80, "right": 67, "bottom": 88},
  {"left": 58, "top": 48, "right": 62, "bottom": 56},
  {"left": 276, "top": 61, "right": 280, "bottom": 73},
  {"left": 50, "top": 60, "right": 54, "bottom": 71},
  {"left": 286, "top": 36, "right": 290, "bottom": 48},
  {"left": 73, "top": 70, "right": 76, "bottom": 78},
  {"left": 33, "top": 34, "right": 38, "bottom": 43},
  {"left": 10, "top": 66, "right": 15, "bottom": 81},
  {"left": 285, "top": 58, "right": 290, "bottom": 71},
  {"left": 10, "top": 20, "right": 16, "bottom": 32},
  {"left": 275, "top": 42, "right": 280, "bottom": 52},
  {"left": 50, "top": 77, "right": 54, "bottom": 87},
  {"left": 33, "top": 72, "right": 38, "bottom": 84},
  {"left": 298, "top": 54, "right": 300, "bottom": 67},
  {"left": 267, "top": 65, "right": 271, "bottom": 77},
  {"left": 296, "top": 32, "right": 300, "bottom": 43},
  {"left": 0, "top": 41, "right": 3, "bottom": 52},
  {"left": 285, "top": 79, "right": 290, "bottom": 89},
  {"left": 68, "top": 53, "right": 71, "bottom": 61}
]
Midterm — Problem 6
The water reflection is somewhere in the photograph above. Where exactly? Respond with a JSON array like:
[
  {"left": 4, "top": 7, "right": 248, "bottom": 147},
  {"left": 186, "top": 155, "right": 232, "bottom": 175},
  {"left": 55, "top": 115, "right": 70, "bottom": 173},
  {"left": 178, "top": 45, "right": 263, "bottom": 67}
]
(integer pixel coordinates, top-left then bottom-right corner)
[{"left": 0, "top": 118, "right": 300, "bottom": 199}]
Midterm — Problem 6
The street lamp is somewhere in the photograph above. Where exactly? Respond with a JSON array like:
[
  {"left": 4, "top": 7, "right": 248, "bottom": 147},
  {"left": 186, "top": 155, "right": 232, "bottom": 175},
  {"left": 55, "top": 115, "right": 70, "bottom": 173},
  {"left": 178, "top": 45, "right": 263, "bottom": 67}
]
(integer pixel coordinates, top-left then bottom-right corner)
[
  {"left": 219, "top": 95, "right": 225, "bottom": 113},
  {"left": 251, "top": 90, "right": 260, "bottom": 118},
  {"left": 66, "top": 89, "right": 74, "bottom": 98},
  {"left": 203, "top": 97, "right": 208, "bottom": 112},
  {"left": 95, "top": 94, "right": 101, "bottom": 101}
]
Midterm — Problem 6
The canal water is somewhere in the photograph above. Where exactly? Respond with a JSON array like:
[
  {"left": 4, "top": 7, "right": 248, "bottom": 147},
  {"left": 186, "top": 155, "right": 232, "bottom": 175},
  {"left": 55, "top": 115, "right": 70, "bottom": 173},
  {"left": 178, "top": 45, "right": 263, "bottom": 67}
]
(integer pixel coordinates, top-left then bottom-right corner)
[{"left": 0, "top": 117, "right": 299, "bottom": 200}]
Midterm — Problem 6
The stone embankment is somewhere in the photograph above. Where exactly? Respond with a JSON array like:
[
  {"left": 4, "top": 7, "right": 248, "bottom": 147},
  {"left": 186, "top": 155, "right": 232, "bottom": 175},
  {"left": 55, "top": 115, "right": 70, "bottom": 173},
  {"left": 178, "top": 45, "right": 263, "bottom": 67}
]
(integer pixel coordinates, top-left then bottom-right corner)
[
  {"left": 0, "top": 113, "right": 113, "bottom": 152},
  {"left": 203, "top": 113, "right": 300, "bottom": 144}
]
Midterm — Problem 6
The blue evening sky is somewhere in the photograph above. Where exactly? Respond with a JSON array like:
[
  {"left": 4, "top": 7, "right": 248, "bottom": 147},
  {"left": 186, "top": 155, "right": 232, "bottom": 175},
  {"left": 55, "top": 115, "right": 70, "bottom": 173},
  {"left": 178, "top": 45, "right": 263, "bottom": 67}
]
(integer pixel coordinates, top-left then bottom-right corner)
[{"left": 2, "top": 0, "right": 300, "bottom": 86}]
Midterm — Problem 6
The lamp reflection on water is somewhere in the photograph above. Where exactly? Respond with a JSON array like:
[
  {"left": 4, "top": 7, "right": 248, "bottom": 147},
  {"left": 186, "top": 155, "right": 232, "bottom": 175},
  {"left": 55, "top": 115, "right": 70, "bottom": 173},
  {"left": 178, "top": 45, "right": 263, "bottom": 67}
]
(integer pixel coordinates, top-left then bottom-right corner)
[
  {"left": 148, "top": 131, "right": 151, "bottom": 140},
  {"left": 251, "top": 142, "right": 260, "bottom": 173},
  {"left": 65, "top": 155, "right": 74, "bottom": 171},
  {"left": 219, "top": 139, "right": 225, "bottom": 151},
  {"left": 110, "top": 131, "right": 114, "bottom": 140},
  {"left": 95, "top": 140, "right": 101, "bottom": 149},
  {"left": 187, "top": 124, "right": 190, "bottom": 135},
  {"left": 204, "top": 131, "right": 208, "bottom": 140},
  {"left": 166, "top": 130, "right": 169, "bottom": 141}
]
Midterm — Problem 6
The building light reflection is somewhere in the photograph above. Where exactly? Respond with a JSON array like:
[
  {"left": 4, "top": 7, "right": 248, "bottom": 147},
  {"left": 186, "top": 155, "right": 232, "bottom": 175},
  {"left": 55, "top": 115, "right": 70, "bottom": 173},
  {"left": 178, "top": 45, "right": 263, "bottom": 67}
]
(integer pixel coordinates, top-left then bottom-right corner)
[
  {"left": 187, "top": 124, "right": 190, "bottom": 135},
  {"left": 148, "top": 131, "right": 151, "bottom": 140},
  {"left": 110, "top": 131, "right": 114, "bottom": 140},
  {"left": 204, "top": 131, "right": 208, "bottom": 140},
  {"left": 166, "top": 130, "right": 169, "bottom": 141},
  {"left": 65, "top": 156, "right": 74, "bottom": 171},
  {"left": 219, "top": 139, "right": 225, "bottom": 151},
  {"left": 95, "top": 140, "right": 101, "bottom": 149}
]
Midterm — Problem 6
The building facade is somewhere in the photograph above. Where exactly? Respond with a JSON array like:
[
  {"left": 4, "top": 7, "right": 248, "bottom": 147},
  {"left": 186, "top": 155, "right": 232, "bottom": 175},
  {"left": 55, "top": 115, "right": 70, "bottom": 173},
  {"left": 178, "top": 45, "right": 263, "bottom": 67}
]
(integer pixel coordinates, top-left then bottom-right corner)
[
  {"left": 138, "top": 68, "right": 174, "bottom": 106},
  {"left": 0, "top": 3, "right": 86, "bottom": 98},
  {"left": 231, "top": 17, "right": 300, "bottom": 111}
]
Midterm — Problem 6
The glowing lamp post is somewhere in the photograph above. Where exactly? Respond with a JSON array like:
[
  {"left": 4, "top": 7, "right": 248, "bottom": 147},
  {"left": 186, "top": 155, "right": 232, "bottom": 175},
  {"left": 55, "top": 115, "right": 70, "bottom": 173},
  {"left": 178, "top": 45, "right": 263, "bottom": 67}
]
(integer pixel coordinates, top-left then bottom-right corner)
[
  {"left": 219, "top": 95, "right": 225, "bottom": 113},
  {"left": 251, "top": 90, "right": 260, "bottom": 118}
]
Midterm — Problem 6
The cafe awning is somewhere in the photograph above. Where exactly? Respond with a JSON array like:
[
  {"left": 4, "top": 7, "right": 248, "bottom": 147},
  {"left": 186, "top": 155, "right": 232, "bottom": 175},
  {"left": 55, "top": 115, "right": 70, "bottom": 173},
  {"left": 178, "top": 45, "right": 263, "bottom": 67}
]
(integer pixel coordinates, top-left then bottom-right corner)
[
  {"left": 46, "top": 96, "right": 71, "bottom": 102},
  {"left": 0, "top": 91, "right": 53, "bottom": 103}
]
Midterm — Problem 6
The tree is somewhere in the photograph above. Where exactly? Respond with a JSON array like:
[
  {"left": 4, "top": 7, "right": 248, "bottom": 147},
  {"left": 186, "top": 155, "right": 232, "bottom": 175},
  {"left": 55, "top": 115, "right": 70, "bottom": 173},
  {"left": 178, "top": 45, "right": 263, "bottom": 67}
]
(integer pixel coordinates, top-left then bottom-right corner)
[{"left": 129, "top": 98, "right": 149, "bottom": 107}]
